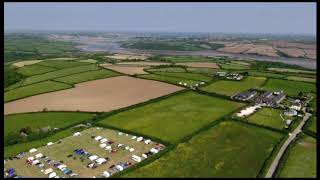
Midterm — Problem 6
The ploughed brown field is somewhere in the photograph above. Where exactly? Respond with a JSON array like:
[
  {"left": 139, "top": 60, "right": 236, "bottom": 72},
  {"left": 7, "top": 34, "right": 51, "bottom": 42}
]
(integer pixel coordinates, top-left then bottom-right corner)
[
  {"left": 101, "top": 64, "right": 149, "bottom": 75},
  {"left": 4, "top": 76, "right": 184, "bottom": 115},
  {"left": 177, "top": 62, "right": 219, "bottom": 68}
]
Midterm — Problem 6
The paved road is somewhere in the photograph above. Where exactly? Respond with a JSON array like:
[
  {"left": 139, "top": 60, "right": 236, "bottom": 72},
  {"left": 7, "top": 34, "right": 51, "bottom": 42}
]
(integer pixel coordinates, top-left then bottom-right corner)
[{"left": 265, "top": 111, "right": 312, "bottom": 178}]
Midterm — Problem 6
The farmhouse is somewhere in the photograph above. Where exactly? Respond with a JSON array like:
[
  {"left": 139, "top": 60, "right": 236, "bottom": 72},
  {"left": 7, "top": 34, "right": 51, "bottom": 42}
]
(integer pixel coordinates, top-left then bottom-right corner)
[
  {"left": 284, "top": 109, "right": 298, "bottom": 117},
  {"left": 255, "top": 91, "right": 286, "bottom": 107},
  {"left": 291, "top": 102, "right": 302, "bottom": 111},
  {"left": 232, "top": 89, "right": 257, "bottom": 101}
]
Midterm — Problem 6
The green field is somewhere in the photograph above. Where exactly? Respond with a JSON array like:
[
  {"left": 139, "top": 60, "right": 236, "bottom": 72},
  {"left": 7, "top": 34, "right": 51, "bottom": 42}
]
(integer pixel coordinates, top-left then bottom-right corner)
[
  {"left": 261, "top": 79, "right": 316, "bottom": 97},
  {"left": 4, "top": 81, "right": 72, "bottom": 102},
  {"left": 54, "top": 69, "right": 120, "bottom": 84},
  {"left": 267, "top": 68, "right": 316, "bottom": 74},
  {"left": 153, "top": 72, "right": 212, "bottom": 82},
  {"left": 186, "top": 67, "right": 221, "bottom": 74},
  {"left": 123, "top": 120, "right": 283, "bottom": 178},
  {"left": 220, "top": 62, "right": 250, "bottom": 70},
  {"left": 147, "top": 67, "right": 187, "bottom": 73},
  {"left": 99, "top": 92, "right": 244, "bottom": 143},
  {"left": 247, "top": 108, "right": 286, "bottom": 130},
  {"left": 309, "top": 94, "right": 317, "bottom": 112},
  {"left": 277, "top": 134, "right": 316, "bottom": 178},
  {"left": 4, "top": 112, "right": 94, "bottom": 141},
  {"left": 4, "top": 127, "right": 83, "bottom": 159},
  {"left": 36, "top": 60, "right": 90, "bottom": 69},
  {"left": 231, "top": 60, "right": 252, "bottom": 66},
  {"left": 21, "top": 64, "right": 100, "bottom": 85},
  {"left": 201, "top": 76, "right": 266, "bottom": 96},
  {"left": 159, "top": 56, "right": 215, "bottom": 62},
  {"left": 305, "top": 116, "right": 316, "bottom": 134},
  {"left": 248, "top": 71, "right": 286, "bottom": 78},
  {"left": 16, "top": 64, "right": 57, "bottom": 76},
  {"left": 137, "top": 73, "right": 200, "bottom": 86},
  {"left": 285, "top": 76, "right": 316, "bottom": 83}
]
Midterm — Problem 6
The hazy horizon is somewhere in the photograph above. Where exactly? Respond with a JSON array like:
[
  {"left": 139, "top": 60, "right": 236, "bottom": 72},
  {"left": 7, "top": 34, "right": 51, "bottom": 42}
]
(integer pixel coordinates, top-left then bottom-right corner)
[{"left": 4, "top": 2, "right": 316, "bottom": 35}]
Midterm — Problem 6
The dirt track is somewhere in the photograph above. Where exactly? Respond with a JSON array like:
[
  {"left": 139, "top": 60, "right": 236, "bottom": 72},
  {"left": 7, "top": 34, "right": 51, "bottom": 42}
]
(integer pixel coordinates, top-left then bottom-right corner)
[{"left": 4, "top": 76, "right": 184, "bottom": 115}]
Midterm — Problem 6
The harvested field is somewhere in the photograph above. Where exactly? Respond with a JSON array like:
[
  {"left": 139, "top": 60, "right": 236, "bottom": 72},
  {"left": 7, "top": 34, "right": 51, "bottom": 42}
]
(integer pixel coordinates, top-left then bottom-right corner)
[
  {"left": 102, "top": 65, "right": 149, "bottom": 75},
  {"left": 36, "top": 60, "right": 91, "bottom": 69},
  {"left": 12, "top": 60, "right": 43, "bottom": 67},
  {"left": 116, "top": 61, "right": 170, "bottom": 66},
  {"left": 176, "top": 62, "right": 219, "bottom": 68},
  {"left": 137, "top": 74, "right": 200, "bottom": 86},
  {"left": 217, "top": 43, "right": 255, "bottom": 53},
  {"left": 4, "top": 76, "right": 184, "bottom": 115},
  {"left": 106, "top": 53, "right": 151, "bottom": 60},
  {"left": 276, "top": 48, "right": 306, "bottom": 58},
  {"left": 244, "top": 45, "right": 279, "bottom": 57}
]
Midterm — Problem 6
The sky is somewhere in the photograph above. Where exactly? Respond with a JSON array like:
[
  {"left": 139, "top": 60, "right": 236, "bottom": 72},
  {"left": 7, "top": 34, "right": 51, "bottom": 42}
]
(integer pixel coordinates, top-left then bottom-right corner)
[{"left": 4, "top": 2, "right": 317, "bottom": 35}]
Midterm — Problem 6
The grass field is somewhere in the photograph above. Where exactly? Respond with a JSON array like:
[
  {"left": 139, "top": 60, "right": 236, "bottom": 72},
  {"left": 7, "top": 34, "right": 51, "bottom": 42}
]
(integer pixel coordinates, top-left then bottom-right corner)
[
  {"left": 277, "top": 134, "right": 316, "bottom": 178},
  {"left": 4, "top": 81, "right": 72, "bottom": 102},
  {"left": 261, "top": 79, "right": 316, "bottom": 97},
  {"left": 5, "top": 127, "right": 157, "bottom": 177},
  {"left": 36, "top": 60, "right": 91, "bottom": 69},
  {"left": 21, "top": 64, "right": 100, "bottom": 85},
  {"left": 247, "top": 108, "right": 286, "bottom": 130},
  {"left": 153, "top": 72, "right": 212, "bottom": 82},
  {"left": 123, "top": 120, "right": 283, "bottom": 178},
  {"left": 54, "top": 69, "right": 120, "bottom": 84},
  {"left": 16, "top": 64, "right": 57, "bottom": 76},
  {"left": 201, "top": 76, "right": 266, "bottom": 96},
  {"left": 285, "top": 76, "right": 316, "bottom": 83},
  {"left": 186, "top": 67, "right": 222, "bottom": 74},
  {"left": 267, "top": 68, "right": 316, "bottom": 74},
  {"left": 4, "top": 112, "right": 94, "bottom": 141},
  {"left": 231, "top": 60, "right": 252, "bottom": 66},
  {"left": 4, "top": 127, "right": 83, "bottom": 159},
  {"left": 98, "top": 92, "right": 244, "bottom": 143},
  {"left": 248, "top": 71, "right": 286, "bottom": 79},
  {"left": 137, "top": 74, "right": 200, "bottom": 86},
  {"left": 160, "top": 56, "right": 214, "bottom": 62},
  {"left": 309, "top": 94, "right": 317, "bottom": 112},
  {"left": 219, "top": 62, "right": 250, "bottom": 70},
  {"left": 305, "top": 116, "right": 316, "bottom": 134}
]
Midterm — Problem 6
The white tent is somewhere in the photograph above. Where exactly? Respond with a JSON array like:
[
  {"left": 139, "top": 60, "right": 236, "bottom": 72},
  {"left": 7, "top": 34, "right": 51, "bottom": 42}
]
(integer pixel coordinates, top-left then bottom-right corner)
[
  {"left": 96, "top": 158, "right": 106, "bottom": 165},
  {"left": 47, "top": 142, "right": 54, "bottom": 146},
  {"left": 94, "top": 136, "right": 102, "bottom": 141},
  {"left": 105, "top": 146, "right": 112, "bottom": 150},
  {"left": 35, "top": 153, "right": 43, "bottom": 159},
  {"left": 184, "top": 83, "right": 187, "bottom": 86},
  {"left": 131, "top": 155, "right": 141, "bottom": 162},
  {"left": 99, "top": 143, "right": 107, "bottom": 148},
  {"left": 48, "top": 172, "right": 56, "bottom": 178},
  {"left": 44, "top": 168, "right": 53, "bottom": 175},
  {"left": 102, "top": 171, "right": 110, "bottom": 178},
  {"left": 116, "top": 165, "right": 124, "bottom": 171},
  {"left": 117, "top": 144, "right": 123, "bottom": 147},
  {"left": 125, "top": 134, "right": 129, "bottom": 136},
  {"left": 144, "top": 139, "right": 152, "bottom": 144},
  {"left": 89, "top": 155, "right": 99, "bottom": 161},
  {"left": 57, "top": 164, "right": 66, "bottom": 170},
  {"left": 100, "top": 138, "right": 108, "bottom": 143},
  {"left": 131, "top": 136, "right": 137, "bottom": 140},
  {"left": 137, "top": 137, "right": 143, "bottom": 142},
  {"left": 125, "top": 146, "right": 130, "bottom": 150},
  {"left": 27, "top": 156, "right": 34, "bottom": 161},
  {"left": 129, "top": 148, "right": 135, "bottom": 152},
  {"left": 150, "top": 148, "right": 159, "bottom": 154},
  {"left": 32, "top": 159, "right": 40, "bottom": 165},
  {"left": 118, "top": 132, "right": 123, "bottom": 135},
  {"left": 29, "top": 148, "right": 37, "bottom": 153},
  {"left": 142, "top": 153, "right": 148, "bottom": 158},
  {"left": 73, "top": 132, "right": 81, "bottom": 136}
]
